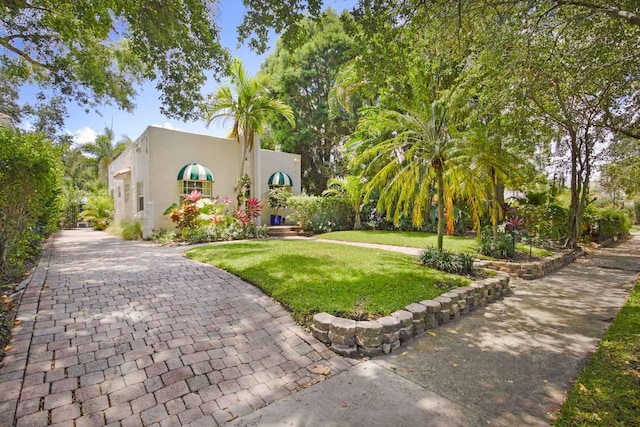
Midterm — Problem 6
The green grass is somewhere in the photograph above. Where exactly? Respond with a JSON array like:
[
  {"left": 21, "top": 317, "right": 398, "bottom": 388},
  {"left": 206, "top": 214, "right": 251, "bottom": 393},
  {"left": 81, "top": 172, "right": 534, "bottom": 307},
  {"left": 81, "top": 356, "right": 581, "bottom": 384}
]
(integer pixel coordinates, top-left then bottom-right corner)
[
  {"left": 318, "top": 230, "right": 478, "bottom": 253},
  {"left": 555, "top": 280, "right": 640, "bottom": 426},
  {"left": 514, "top": 243, "right": 554, "bottom": 258},
  {"left": 186, "top": 240, "right": 470, "bottom": 325},
  {"left": 318, "top": 230, "right": 553, "bottom": 258}
]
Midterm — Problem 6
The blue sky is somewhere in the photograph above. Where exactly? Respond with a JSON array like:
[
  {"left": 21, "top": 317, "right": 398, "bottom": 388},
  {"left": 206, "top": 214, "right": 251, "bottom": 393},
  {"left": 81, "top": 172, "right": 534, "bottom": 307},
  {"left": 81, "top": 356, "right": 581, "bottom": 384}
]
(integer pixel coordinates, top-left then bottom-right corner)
[{"left": 25, "top": 0, "right": 357, "bottom": 145}]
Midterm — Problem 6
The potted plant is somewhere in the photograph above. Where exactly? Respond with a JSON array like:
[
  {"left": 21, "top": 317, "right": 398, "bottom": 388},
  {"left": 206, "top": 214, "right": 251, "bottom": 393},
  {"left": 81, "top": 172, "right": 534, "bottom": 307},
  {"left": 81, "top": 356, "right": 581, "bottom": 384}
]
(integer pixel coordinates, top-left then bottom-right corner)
[{"left": 267, "top": 187, "right": 290, "bottom": 225}]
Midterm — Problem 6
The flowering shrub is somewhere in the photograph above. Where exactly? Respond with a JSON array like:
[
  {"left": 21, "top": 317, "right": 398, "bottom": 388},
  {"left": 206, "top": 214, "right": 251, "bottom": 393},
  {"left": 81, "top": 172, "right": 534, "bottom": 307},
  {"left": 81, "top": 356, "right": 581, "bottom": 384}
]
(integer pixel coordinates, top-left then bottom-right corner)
[{"left": 166, "top": 191, "right": 265, "bottom": 243}]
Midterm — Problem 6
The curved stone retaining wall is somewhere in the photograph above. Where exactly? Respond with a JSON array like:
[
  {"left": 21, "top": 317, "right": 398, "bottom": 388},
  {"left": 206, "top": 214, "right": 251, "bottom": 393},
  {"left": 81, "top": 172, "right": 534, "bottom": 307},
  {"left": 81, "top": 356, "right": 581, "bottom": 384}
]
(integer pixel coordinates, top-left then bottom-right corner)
[
  {"left": 311, "top": 272, "right": 510, "bottom": 357},
  {"left": 474, "top": 250, "right": 581, "bottom": 280}
]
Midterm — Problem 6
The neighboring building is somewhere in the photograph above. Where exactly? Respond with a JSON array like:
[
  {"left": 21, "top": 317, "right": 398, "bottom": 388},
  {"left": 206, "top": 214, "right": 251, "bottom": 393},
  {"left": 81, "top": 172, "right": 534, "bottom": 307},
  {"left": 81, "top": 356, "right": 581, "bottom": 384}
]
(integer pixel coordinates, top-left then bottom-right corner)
[
  {"left": 108, "top": 126, "right": 301, "bottom": 238},
  {"left": 0, "top": 113, "right": 16, "bottom": 130}
]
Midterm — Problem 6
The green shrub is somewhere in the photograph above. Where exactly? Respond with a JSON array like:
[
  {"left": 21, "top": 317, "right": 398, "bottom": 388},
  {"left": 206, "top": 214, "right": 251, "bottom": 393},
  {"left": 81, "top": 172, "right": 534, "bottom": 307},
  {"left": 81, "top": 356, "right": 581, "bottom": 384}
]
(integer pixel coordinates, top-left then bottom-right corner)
[
  {"left": 80, "top": 187, "right": 114, "bottom": 230},
  {"left": 419, "top": 246, "right": 475, "bottom": 275},
  {"left": 633, "top": 200, "right": 640, "bottom": 225},
  {"left": 583, "top": 207, "right": 631, "bottom": 242},
  {"left": 151, "top": 229, "right": 177, "bottom": 245},
  {"left": 519, "top": 201, "right": 569, "bottom": 241},
  {"left": 478, "top": 229, "right": 515, "bottom": 259},
  {"left": 0, "top": 128, "right": 63, "bottom": 282},
  {"left": 288, "top": 194, "right": 352, "bottom": 234},
  {"left": 121, "top": 221, "right": 143, "bottom": 240}
]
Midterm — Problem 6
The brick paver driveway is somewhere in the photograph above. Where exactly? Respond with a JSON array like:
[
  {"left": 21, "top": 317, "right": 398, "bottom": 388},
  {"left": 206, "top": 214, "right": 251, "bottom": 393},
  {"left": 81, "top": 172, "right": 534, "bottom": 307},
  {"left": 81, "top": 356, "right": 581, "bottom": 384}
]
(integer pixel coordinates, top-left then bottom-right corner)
[{"left": 0, "top": 230, "right": 353, "bottom": 426}]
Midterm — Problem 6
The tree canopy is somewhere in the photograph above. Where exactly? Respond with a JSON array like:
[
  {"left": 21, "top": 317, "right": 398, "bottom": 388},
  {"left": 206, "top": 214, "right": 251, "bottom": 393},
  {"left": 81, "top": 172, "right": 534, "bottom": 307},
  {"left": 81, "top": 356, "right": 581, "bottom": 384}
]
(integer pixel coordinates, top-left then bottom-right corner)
[
  {"left": 261, "top": 9, "right": 358, "bottom": 194},
  {"left": 1, "top": 0, "right": 230, "bottom": 128}
]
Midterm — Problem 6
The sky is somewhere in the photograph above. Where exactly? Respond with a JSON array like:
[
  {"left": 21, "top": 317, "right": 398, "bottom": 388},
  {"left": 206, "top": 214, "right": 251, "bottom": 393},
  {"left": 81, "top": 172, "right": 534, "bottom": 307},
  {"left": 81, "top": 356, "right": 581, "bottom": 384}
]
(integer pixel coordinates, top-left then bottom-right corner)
[{"left": 24, "top": 0, "right": 357, "bottom": 145}]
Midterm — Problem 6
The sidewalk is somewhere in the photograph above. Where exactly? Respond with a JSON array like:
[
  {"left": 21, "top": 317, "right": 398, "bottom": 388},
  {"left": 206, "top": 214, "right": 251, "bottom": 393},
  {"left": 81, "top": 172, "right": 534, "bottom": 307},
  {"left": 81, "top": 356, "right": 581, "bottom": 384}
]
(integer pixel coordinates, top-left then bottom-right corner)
[{"left": 232, "top": 233, "right": 640, "bottom": 426}]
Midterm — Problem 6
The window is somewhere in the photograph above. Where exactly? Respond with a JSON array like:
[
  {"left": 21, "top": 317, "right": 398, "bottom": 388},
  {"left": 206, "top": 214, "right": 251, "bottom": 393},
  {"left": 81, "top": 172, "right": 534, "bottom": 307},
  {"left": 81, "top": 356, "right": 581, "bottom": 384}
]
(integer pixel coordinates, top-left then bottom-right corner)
[
  {"left": 137, "top": 181, "right": 144, "bottom": 212},
  {"left": 117, "top": 186, "right": 121, "bottom": 198},
  {"left": 180, "top": 180, "right": 213, "bottom": 200},
  {"left": 124, "top": 182, "right": 130, "bottom": 203}
]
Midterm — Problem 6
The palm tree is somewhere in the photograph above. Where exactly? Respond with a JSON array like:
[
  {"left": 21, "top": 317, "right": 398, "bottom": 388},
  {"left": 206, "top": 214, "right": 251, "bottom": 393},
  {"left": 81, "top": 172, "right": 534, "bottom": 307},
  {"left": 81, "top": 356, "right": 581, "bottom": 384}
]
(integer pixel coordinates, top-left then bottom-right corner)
[
  {"left": 80, "top": 186, "right": 114, "bottom": 231},
  {"left": 205, "top": 57, "right": 295, "bottom": 204},
  {"left": 349, "top": 81, "right": 453, "bottom": 251},
  {"left": 450, "top": 123, "right": 524, "bottom": 242},
  {"left": 82, "top": 126, "right": 131, "bottom": 183},
  {"left": 323, "top": 175, "right": 366, "bottom": 230}
]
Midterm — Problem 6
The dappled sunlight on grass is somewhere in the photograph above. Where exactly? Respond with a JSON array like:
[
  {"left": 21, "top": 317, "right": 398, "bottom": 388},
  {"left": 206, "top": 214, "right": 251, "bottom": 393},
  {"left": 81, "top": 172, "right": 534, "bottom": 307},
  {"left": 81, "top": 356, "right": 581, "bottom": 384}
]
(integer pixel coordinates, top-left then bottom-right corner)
[{"left": 186, "top": 240, "right": 469, "bottom": 324}]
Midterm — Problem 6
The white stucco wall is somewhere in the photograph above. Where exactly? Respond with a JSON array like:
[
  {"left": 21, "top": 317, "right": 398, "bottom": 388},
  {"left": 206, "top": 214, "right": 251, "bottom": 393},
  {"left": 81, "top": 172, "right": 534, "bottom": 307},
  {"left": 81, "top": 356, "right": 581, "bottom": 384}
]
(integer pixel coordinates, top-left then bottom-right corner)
[
  {"left": 109, "top": 126, "right": 301, "bottom": 237},
  {"left": 146, "top": 126, "right": 248, "bottom": 234}
]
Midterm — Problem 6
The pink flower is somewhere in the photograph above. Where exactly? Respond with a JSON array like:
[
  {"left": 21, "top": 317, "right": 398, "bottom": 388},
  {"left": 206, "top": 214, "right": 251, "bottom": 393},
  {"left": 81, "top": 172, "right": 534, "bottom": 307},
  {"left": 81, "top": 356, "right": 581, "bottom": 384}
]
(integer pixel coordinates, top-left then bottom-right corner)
[
  {"left": 184, "top": 190, "right": 202, "bottom": 203},
  {"left": 234, "top": 209, "right": 250, "bottom": 227}
]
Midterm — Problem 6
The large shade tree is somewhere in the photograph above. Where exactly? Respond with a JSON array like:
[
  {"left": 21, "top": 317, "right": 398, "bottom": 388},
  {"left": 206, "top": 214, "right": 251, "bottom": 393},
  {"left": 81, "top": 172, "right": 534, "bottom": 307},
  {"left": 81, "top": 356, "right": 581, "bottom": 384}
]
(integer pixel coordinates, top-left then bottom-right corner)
[
  {"left": 205, "top": 57, "right": 295, "bottom": 204},
  {"left": 261, "top": 9, "right": 358, "bottom": 194},
  {"left": 0, "top": 0, "right": 232, "bottom": 128}
]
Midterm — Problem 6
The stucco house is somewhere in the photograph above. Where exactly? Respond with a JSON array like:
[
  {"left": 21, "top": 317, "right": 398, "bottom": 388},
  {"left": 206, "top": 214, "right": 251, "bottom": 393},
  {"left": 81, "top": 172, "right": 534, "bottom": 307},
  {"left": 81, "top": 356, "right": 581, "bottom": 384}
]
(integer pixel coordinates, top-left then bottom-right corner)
[{"left": 108, "top": 126, "right": 301, "bottom": 238}]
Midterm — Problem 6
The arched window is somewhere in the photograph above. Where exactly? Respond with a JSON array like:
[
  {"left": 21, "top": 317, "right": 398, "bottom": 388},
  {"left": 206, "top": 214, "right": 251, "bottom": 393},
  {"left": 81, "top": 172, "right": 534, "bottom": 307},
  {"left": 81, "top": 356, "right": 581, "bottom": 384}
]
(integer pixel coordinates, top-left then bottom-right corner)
[{"left": 177, "top": 163, "right": 214, "bottom": 200}]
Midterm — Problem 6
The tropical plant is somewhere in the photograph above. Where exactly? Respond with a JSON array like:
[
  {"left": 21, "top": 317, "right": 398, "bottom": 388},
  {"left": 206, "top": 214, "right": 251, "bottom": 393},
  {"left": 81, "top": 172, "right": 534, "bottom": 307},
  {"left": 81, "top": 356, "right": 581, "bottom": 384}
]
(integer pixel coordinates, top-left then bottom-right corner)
[
  {"left": 323, "top": 175, "right": 366, "bottom": 230},
  {"left": 266, "top": 187, "right": 290, "bottom": 217},
  {"left": 205, "top": 57, "right": 295, "bottom": 205},
  {"left": 449, "top": 123, "right": 525, "bottom": 242},
  {"left": 477, "top": 229, "right": 515, "bottom": 259},
  {"left": 120, "top": 220, "right": 143, "bottom": 240},
  {"left": 81, "top": 126, "right": 131, "bottom": 183},
  {"left": 419, "top": 246, "right": 475, "bottom": 275},
  {"left": 80, "top": 188, "right": 114, "bottom": 231},
  {"left": 348, "top": 71, "right": 454, "bottom": 251}
]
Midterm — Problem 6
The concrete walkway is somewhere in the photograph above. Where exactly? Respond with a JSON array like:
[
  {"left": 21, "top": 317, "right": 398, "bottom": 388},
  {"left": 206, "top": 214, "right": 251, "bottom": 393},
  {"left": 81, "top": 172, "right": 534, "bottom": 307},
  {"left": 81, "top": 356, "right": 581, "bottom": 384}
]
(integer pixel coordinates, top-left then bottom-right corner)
[
  {"left": 0, "top": 230, "right": 355, "bottom": 427},
  {"left": 232, "top": 233, "right": 640, "bottom": 426},
  {"left": 0, "top": 230, "right": 638, "bottom": 426}
]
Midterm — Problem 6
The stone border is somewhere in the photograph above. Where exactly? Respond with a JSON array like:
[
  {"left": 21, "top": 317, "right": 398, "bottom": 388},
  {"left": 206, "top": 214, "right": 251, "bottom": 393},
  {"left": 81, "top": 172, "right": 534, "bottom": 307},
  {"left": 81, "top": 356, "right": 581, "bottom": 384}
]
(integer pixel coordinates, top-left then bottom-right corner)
[
  {"left": 474, "top": 249, "right": 582, "bottom": 280},
  {"left": 311, "top": 272, "right": 510, "bottom": 357}
]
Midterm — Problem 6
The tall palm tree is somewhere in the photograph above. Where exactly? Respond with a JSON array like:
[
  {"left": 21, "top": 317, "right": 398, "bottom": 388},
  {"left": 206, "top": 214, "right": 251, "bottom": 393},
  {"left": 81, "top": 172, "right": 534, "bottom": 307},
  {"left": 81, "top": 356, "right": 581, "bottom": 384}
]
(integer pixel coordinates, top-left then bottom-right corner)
[
  {"left": 323, "top": 175, "right": 366, "bottom": 230},
  {"left": 205, "top": 57, "right": 295, "bottom": 204},
  {"left": 82, "top": 126, "right": 131, "bottom": 183},
  {"left": 349, "top": 84, "right": 453, "bottom": 251}
]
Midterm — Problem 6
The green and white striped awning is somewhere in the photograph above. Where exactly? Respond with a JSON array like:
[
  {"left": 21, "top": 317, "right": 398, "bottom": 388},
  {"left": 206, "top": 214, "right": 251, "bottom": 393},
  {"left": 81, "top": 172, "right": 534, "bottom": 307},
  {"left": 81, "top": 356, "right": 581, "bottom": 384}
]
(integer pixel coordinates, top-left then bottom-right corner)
[
  {"left": 268, "top": 171, "right": 293, "bottom": 186},
  {"left": 177, "top": 163, "right": 214, "bottom": 181}
]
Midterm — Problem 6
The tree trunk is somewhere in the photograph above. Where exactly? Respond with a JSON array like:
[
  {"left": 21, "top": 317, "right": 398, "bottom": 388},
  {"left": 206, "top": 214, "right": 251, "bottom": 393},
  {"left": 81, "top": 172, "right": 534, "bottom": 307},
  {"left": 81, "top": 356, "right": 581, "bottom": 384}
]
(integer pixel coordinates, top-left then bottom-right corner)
[
  {"left": 437, "top": 168, "right": 445, "bottom": 252},
  {"left": 566, "top": 130, "right": 580, "bottom": 248},
  {"left": 490, "top": 167, "right": 499, "bottom": 243}
]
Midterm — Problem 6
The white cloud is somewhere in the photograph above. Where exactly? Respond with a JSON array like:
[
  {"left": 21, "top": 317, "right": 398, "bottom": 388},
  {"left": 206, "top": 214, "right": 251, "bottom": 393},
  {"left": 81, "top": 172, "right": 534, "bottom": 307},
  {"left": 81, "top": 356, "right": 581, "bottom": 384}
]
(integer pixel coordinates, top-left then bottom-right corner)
[
  {"left": 16, "top": 120, "right": 35, "bottom": 132},
  {"left": 73, "top": 126, "right": 97, "bottom": 145},
  {"left": 151, "top": 121, "right": 183, "bottom": 131}
]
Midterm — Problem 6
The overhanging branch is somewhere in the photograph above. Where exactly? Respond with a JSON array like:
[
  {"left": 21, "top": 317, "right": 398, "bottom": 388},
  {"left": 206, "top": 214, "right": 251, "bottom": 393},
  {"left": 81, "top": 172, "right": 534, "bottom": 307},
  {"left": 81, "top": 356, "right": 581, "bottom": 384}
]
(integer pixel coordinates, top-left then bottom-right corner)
[
  {"left": 0, "top": 40, "right": 53, "bottom": 70},
  {"left": 555, "top": 1, "right": 640, "bottom": 27}
]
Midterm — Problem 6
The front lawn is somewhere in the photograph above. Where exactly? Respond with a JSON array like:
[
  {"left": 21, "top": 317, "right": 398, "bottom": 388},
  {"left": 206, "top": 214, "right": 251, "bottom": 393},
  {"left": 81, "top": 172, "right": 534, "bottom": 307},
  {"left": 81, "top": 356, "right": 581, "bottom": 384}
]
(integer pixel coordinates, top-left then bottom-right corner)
[
  {"left": 186, "top": 240, "right": 469, "bottom": 325},
  {"left": 318, "top": 230, "right": 478, "bottom": 253},
  {"left": 318, "top": 230, "right": 553, "bottom": 258},
  {"left": 555, "top": 279, "right": 640, "bottom": 426}
]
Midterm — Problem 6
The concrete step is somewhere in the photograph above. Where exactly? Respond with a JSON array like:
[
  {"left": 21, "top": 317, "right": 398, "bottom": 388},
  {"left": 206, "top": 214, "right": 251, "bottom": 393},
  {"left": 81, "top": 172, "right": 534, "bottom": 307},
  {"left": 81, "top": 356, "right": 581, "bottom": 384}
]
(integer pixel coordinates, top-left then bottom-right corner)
[{"left": 267, "top": 225, "right": 300, "bottom": 237}]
